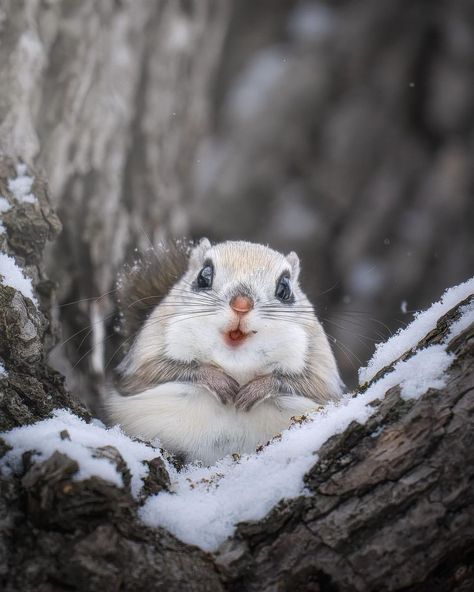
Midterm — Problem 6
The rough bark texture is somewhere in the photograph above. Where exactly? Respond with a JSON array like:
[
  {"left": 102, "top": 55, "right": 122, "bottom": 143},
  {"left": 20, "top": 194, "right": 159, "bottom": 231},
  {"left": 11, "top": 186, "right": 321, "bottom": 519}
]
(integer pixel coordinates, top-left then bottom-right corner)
[
  {"left": 0, "top": 156, "right": 86, "bottom": 432},
  {"left": 0, "top": 176, "right": 473, "bottom": 590}
]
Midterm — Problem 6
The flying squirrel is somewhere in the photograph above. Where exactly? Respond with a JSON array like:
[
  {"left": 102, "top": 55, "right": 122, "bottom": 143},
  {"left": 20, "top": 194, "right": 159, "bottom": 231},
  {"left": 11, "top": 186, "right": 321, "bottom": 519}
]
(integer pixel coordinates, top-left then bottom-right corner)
[{"left": 105, "top": 239, "right": 344, "bottom": 465}]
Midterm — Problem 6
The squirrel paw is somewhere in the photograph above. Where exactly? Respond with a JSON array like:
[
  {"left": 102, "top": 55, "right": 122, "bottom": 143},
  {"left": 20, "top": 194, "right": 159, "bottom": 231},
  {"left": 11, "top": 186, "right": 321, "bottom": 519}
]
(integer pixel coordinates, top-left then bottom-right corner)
[
  {"left": 197, "top": 366, "right": 239, "bottom": 405},
  {"left": 235, "top": 375, "right": 278, "bottom": 411}
]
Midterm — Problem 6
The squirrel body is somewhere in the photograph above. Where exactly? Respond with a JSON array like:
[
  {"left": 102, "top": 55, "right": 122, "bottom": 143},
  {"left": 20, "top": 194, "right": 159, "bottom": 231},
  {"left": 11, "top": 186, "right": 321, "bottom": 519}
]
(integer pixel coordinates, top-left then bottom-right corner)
[
  {"left": 107, "top": 383, "right": 317, "bottom": 465},
  {"left": 106, "top": 239, "right": 343, "bottom": 465}
]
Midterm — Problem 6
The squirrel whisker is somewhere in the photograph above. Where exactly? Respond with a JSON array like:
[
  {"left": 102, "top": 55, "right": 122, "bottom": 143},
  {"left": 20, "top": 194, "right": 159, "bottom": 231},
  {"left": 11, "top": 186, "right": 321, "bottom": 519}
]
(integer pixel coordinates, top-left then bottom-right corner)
[
  {"left": 331, "top": 310, "right": 395, "bottom": 335},
  {"left": 325, "top": 333, "right": 361, "bottom": 368},
  {"left": 58, "top": 310, "right": 117, "bottom": 349},
  {"left": 320, "top": 318, "right": 379, "bottom": 345},
  {"left": 323, "top": 315, "right": 385, "bottom": 341},
  {"left": 59, "top": 288, "right": 119, "bottom": 308}
]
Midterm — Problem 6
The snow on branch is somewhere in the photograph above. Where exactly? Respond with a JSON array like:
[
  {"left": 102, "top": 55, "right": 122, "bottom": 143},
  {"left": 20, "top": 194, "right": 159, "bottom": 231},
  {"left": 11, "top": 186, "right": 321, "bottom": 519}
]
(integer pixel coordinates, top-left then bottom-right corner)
[
  {"left": 2, "top": 411, "right": 159, "bottom": 498},
  {"left": 358, "top": 277, "right": 474, "bottom": 384}
]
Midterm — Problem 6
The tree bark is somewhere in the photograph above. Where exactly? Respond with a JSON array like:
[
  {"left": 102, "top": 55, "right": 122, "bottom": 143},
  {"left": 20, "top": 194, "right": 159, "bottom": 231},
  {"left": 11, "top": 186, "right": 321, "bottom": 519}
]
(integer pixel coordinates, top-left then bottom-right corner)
[{"left": 0, "top": 156, "right": 86, "bottom": 432}]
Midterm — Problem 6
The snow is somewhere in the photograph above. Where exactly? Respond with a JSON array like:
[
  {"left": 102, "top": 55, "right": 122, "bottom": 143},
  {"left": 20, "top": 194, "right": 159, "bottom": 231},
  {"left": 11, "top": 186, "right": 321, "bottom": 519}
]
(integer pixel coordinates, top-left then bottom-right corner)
[
  {"left": 398, "top": 345, "right": 454, "bottom": 400},
  {"left": 446, "top": 301, "right": 474, "bottom": 342},
  {"left": 0, "top": 197, "right": 11, "bottom": 213},
  {"left": 359, "top": 276, "right": 474, "bottom": 384},
  {"left": 140, "top": 400, "right": 355, "bottom": 550},
  {"left": 7, "top": 163, "right": 37, "bottom": 204},
  {"left": 0, "top": 252, "right": 37, "bottom": 305},
  {"left": 0, "top": 361, "right": 7, "bottom": 377},
  {"left": 0, "top": 197, "right": 10, "bottom": 236},
  {"left": 1, "top": 410, "right": 159, "bottom": 497},
  {"left": 1, "top": 279, "right": 472, "bottom": 552}
]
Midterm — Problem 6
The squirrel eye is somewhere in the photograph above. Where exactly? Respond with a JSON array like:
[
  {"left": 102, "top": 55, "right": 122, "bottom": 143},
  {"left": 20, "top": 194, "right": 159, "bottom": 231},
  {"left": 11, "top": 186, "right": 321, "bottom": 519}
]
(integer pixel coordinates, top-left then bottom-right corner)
[
  {"left": 275, "top": 275, "right": 292, "bottom": 302},
  {"left": 197, "top": 264, "right": 213, "bottom": 289}
]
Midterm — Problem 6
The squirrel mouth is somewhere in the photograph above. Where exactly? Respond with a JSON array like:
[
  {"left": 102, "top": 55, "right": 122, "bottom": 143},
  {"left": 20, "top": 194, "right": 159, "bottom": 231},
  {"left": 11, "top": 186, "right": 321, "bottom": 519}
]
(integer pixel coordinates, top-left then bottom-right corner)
[
  {"left": 224, "top": 327, "right": 256, "bottom": 347},
  {"left": 228, "top": 329, "right": 246, "bottom": 342}
]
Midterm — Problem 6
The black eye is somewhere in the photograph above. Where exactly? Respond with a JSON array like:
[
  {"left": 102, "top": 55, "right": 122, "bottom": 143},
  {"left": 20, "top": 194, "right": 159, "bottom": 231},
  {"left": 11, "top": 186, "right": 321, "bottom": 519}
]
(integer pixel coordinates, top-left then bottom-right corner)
[
  {"left": 275, "top": 275, "right": 292, "bottom": 302},
  {"left": 197, "top": 263, "right": 214, "bottom": 289}
]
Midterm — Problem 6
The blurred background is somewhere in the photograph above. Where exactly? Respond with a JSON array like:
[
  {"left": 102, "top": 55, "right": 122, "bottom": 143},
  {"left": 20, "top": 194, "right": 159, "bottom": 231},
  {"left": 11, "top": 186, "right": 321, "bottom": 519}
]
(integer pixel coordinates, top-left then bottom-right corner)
[{"left": 1, "top": 0, "right": 472, "bottom": 403}]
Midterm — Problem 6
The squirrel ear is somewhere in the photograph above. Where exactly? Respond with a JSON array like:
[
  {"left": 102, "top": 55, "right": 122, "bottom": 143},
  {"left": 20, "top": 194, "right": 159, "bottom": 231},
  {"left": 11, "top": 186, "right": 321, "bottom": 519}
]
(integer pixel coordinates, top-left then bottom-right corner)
[
  {"left": 286, "top": 251, "right": 300, "bottom": 279},
  {"left": 190, "top": 237, "right": 211, "bottom": 267}
]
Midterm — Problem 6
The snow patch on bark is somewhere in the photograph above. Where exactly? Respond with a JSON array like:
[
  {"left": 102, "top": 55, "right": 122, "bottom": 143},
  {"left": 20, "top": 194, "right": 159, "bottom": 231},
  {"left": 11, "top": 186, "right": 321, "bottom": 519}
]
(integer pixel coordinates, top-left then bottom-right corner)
[
  {"left": 0, "top": 197, "right": 11, "bottom": 213},
  {"left": 359, "top": 276, "right": 474, "bottom": 384},
  {"left": 7, "top": 163, "right": 37, "bottom": 204},
  {"left": 397, "top": 345, "right": 454, "bottom": 400},
  {"left": 446, "top": 301, "right": 474, "bottom": 341},
  {"left": 0, "top": 197, "right": 11, "bottom": 235},
  {"left": 1, "top": 410, "right": 158, "bottom": 497},
  {"left": 0, "top": 252, "right": 37, "bottom": 305}
]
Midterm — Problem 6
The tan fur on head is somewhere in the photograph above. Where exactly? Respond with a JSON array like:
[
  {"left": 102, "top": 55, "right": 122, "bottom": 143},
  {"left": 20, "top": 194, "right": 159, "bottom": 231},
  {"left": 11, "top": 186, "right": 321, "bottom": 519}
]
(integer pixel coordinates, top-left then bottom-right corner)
[{"left": 117, "top": 240, "right": 191, "bottom": 338}]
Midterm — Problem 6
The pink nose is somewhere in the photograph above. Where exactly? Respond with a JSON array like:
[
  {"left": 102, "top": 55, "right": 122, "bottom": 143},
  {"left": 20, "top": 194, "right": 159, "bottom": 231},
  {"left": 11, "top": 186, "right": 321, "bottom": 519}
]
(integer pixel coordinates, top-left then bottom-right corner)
[{"left": 230, "top": 295, "right": 254, "bottom": 315}]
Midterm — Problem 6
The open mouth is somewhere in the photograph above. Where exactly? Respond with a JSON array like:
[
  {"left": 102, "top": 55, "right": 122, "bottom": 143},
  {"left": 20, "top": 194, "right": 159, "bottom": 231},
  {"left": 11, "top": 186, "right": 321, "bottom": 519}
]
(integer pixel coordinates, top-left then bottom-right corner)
[
  {"left": 228, "top": 329, "right": 246, "bottom": 342},
  {"left": 224, "top": 328, "right": 256, "bottom": 347}
]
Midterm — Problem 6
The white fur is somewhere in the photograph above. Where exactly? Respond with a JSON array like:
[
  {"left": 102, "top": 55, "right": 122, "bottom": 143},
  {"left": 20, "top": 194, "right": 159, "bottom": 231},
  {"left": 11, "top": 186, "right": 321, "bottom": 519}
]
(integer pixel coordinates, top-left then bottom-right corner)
[
  {"left": 165, "top": 310, "right": 308, "bottom": 385},
  {"left": 106, "top": 383, "right": 318, "bottom": 466}
]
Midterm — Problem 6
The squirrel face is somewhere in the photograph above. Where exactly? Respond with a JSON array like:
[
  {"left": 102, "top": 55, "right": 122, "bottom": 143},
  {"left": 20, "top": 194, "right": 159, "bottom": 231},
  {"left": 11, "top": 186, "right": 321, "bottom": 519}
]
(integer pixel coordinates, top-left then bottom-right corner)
[{"left": 157, "top": 239, "right": 312, "bottom": 384}]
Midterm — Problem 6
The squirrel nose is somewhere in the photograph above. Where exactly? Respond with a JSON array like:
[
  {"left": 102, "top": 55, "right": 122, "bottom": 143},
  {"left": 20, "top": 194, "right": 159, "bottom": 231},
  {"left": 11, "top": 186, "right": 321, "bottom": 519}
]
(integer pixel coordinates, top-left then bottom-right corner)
[{"left": 230, "top": 295, "right": 254, "bottom": 315}]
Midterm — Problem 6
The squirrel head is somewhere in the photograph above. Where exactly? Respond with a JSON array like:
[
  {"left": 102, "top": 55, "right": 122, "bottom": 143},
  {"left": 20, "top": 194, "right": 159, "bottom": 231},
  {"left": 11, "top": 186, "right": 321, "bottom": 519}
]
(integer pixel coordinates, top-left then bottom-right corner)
[{"left": 119, "top": 240, "right": 313, "bottom": 384}]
